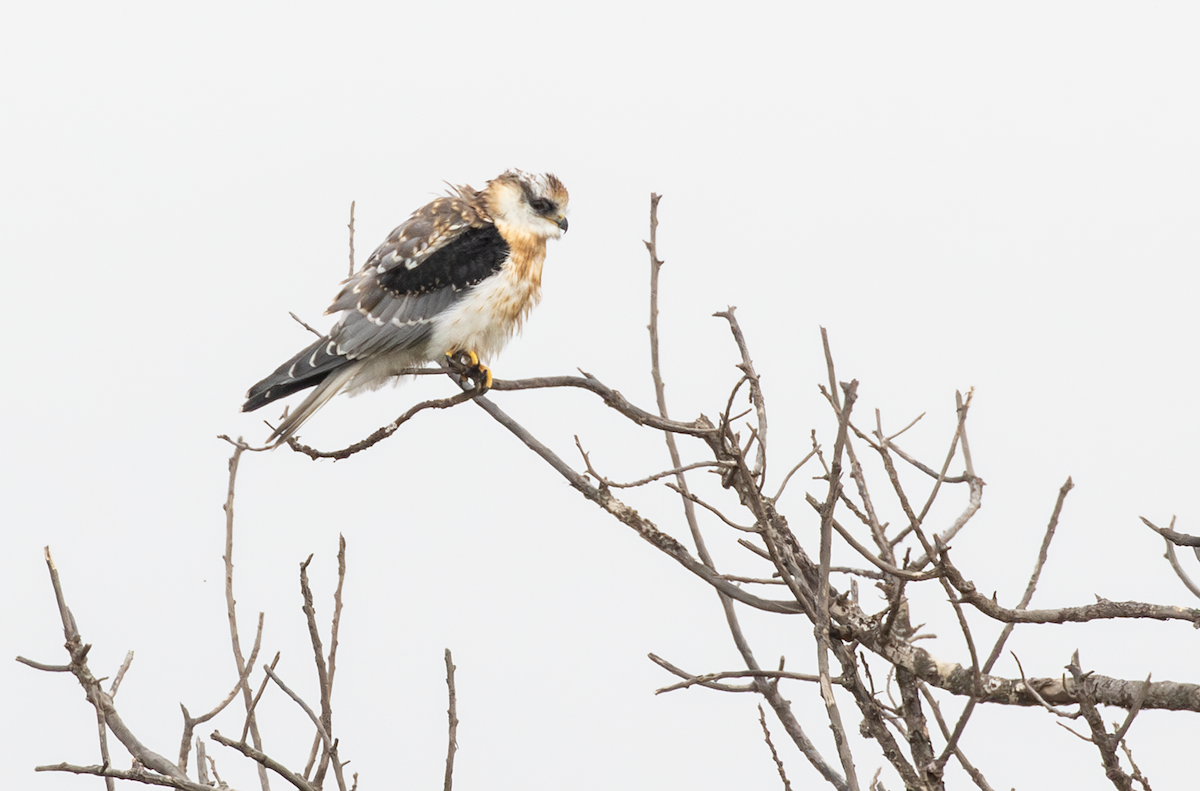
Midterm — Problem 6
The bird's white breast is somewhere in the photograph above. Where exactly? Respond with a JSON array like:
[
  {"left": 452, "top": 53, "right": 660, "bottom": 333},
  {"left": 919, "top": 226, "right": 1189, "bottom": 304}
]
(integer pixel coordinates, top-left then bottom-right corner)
[{"left": 429, "top": 256, "right": 544, "bottom": 361}]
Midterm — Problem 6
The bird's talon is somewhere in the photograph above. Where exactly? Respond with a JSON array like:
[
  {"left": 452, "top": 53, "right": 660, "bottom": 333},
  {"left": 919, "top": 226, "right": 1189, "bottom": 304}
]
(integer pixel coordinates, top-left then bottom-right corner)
[{"left": 446, "top": 350, "right": 491, "bottom": 393}]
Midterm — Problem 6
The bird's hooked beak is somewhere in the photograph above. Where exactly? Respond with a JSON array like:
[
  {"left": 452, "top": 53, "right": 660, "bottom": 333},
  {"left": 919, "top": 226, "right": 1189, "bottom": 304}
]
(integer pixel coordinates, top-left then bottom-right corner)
[{"left": 555, "top": 216, "right": 569, "bottom": 232}]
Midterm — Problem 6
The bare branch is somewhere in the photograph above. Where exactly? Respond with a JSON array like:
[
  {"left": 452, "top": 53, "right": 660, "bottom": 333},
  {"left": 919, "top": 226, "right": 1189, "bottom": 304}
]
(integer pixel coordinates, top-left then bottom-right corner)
[
  {"left": 980, "top": 477, "right": 1074, "bottom": 675},
  {"left": 1112, "top": 674, "right": 1152, "bottom": 744},
  {"left": 846, "top": 426, "right": 889, "bottom": 562},
  {"left": 470, "top": 392, "right": 802, "bottom": 613},
  {"left": 875, "top": 436, "right": 972, "bottom": 484},
  {"left": 574, "top": 435, "right": 732, "bottom": 488},
  {"left": 655, "top": 669, "right": 823, "bottom": 694},
  {"left": 715, "top": 307, "right": 768, "bottom": 481},
  {"left": 109, "top": 651, "right": 134, "bottom": 697},
  {"left": 886, "top": 411, "right": 926, "bottom": 441},
  {"left": 298, "top": 556, "right": 339, "bottom": 790},
  {"left": 758, "top": 704, "right": 794, "bottom": 791},
  {"left": 347, "top": 200, "right": 355, "bottom": 277},
  {"left": 181, "top": 612, "right": 263, "bottom": 773},
  {"left": 647, "top": 653, "right": 754, "bottom": 692},
  {"left": 803, "top": 494, "right": 939, "bottom": 582},
  {"left": 288, "top": 389, "right": 480, "bottom": 459},
  {"left": 196, "top": 739, "right": 209, "bottom": 786},
  {"left": 773, "top": 447, "right": 818, "bottom": 503},
  {"left": 664, "top": 482, "right": 756, "bottom": 532},
  {"left": 220, "top": 437, "right": 271, "bottom": 791},
  {"left": 895, "top": 667, "right": 942, "bottom": 790},
  {"left": 1068, "top": 652, "right": 1136, "bottom": 791},
  {"left": 15, "top": 656, "right": 71, "bottom": 672},
  {"left": 211, "top": 732, "right": 315, "bottom": 791},
  {"left": 36, "top": 763, "right": 224, "bottom": 791},
  {"left": 289, "top": 312, "right": 323, "bottom": 339},
  {"left": 241, "top": 653, "right": 281, "bottom": 744},
  {"left": 811, "top": 338, "right": 861, "bottom": 791},
  {"left": 330, "top": 536, "right": 347, "bottom": 686},
  {"left": 643, "top": 199, "right": 844, "bottom": 789},
  {"left": 939, "top": 551, "right": 1200, "bottom": 626},
  {"left": 444, "top": 649, "right": 459, "bottom": 791},
  {"left": 1162, "top": 536, "right": 1200, "bottom": 601},
  {"left": 919, "top": 684, "right": 996, "bottom": 791},
  {"left": 1140, "top": 516, "right": 1200, "bottom": 547},
  {"left": 93, "top": 691, "right": 115, "bottom": 791},
  {"left": 263, "top": 665, "right": 347, "bottom": 791},
  {"left": 38, "top": 548, "right": 191, "bottom": 781}
]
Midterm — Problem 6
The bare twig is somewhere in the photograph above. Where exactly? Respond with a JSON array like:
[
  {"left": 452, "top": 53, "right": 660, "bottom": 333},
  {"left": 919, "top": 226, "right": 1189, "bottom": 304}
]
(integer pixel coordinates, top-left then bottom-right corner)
[
  {"left": 1143, "top": 517, "right": 1200, "bottom": 600},
  {"left": 773, "top": 447, "right": 818, "bottom": 503},
  {"left": 1111, "top": 674, "right": 1153, "bottom": 744},
  {"left": 803, "top": 495, "right": 939, "bottom": 581},
  {"left": 181, "top": 613, "right": 263, "bottom": 773},
  {"left": 1012, "top": 653, "right": 1077, "bottom": 717},
  {"left": 664, "top": 482, "right": 756, "bottom": 531},
  {"left": 918, "top": 684, "right": 995, "bottom": 791},
  {"left": 289, "top": 389, "right": 480, "bottom": 459},
  {"left": 646, "top": 192, "right": 717, "bottom": 571},
  {"left": 846, "top": 425, "right": 888, "bottom": 562},
  {"left": 574, "top": 435, "right": 732, "bottom": 488},
  {"left": 196, "top": 739, "right": 209, "bottom": 786},
  {"left": 16, "top": 656, "right": 71, "bottom": 672},
  {"left": 93, "top": 692, "right": 115, "bottom": 791},
  {"left": 298, "top": 555, "right": 337, "bottom": 789},
  {"left": 655, "top": 668, "right": 824, "bottom": 694},
  {"left": 289, "top": 312, "right": 324, "bottom": 339},
  {"left": 220, "top": 437, "right": 271, "bottom": 791},
  {"left": 647, "top": 653, "right": 753, "bottom": 692},
  {"left": 35, "top": 763, "right": 222, "bottom": 791},
  {"left": 643, "top": 198, "right": 844, "bottom": 788},
  {"left": 1141, "top": 516, "right": 1200, "bottom": 547},
  {"left": 886, "top": 412, "right": 926, "bottom": 441},
  {"left": 759, "top": 704, "right": 794, "bottom": 791},
  {"left": 721, "top": 573, "right": 787, "bottom": 585},
  {"left": 715, "top": 307, "right": 768, "bottom": 481},
  {"left": 470, "top": 391, "right": 802, "bottom": 614},
  {"left": 40, "top": 548, "right": 191, "bottom": 782},
  {"left": 444, "top": 649, "right": 459, "bottom": 791},
  {"left": 896, "top": 667, "right": 942, "bottom": 790},
  {"left": 109, "top": 651, "right": 134, "bottom": 697},
  {"left": 211, "top": 732, "right": 314, "bottom": 791},
  {"left": 980, "top": 477, "right": 1074, "bottom": 675},
  {"left": 263, "top": 665, "right": 347, "bottom": 791},
  {"left": 1162, "top": 536, "right": 1200, "bottom": 600},
  {"left": 347, "top": 200, "right": 356, "bottom": 277},
  {"left": 939, "top": 552, "right": 1200, "bottom": 626},
  {"left": 812, "top": 332, "right": 861, "bottom": 791},
  {"left": 1068, "top": 651, "right": 1136, "bottom": 791},
  {"left": 289, "top": 367, "right": 719, "bottom": 460},
  {"left": 242, "top": 653, "right": 281, "bottom": 744}
]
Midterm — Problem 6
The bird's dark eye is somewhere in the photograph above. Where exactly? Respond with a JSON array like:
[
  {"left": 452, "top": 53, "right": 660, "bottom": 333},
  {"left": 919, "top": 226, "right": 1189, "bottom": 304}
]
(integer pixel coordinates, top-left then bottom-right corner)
[{"left": 529, "top": 197, "right": 553, "bottom": 214}]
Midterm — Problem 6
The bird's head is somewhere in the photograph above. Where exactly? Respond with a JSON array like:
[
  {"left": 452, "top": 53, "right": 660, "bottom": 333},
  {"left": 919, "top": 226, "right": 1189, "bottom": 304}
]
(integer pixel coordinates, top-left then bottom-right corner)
[{"left": 483, "top": 170, "right": 570, "bottom": 240}]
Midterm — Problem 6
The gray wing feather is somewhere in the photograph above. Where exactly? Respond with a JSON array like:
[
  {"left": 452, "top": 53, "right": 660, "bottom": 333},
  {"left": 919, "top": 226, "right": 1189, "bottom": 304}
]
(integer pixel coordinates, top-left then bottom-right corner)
[
  {"left": 322, "top": 191, "right": 488, "bottom": 362},
  {"left": 330, "top": 283, "right": 462, "bottom": 360}
]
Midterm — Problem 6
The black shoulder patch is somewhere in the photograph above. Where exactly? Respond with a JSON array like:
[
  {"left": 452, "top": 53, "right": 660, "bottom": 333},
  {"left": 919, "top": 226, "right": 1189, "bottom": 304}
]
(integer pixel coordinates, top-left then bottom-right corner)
[{"left": 379, "top": 225, "right": 509, "bottom": 296}]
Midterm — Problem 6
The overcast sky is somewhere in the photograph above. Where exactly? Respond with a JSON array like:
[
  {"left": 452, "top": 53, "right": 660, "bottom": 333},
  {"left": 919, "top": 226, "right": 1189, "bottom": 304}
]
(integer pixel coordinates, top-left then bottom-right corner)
[{"left": 3, "top": 3, "right": 1199, "bottom": 789}]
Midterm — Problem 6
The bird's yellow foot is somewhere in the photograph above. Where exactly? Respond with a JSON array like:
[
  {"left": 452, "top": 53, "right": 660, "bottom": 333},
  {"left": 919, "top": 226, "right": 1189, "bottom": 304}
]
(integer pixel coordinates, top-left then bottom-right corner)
[{"left": 445, "top": 350, "right": 492, "bottom": 393}]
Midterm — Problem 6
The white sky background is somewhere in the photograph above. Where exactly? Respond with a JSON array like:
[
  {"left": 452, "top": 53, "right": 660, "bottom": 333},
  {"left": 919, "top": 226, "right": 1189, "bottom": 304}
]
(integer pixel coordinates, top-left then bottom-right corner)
[{"left": 3, "top": 3, "right": 1199, "bottom": 789}]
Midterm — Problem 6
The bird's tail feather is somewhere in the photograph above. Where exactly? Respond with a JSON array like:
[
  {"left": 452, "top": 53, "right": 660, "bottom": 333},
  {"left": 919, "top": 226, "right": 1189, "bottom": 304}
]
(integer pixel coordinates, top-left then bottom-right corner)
[{"left": 267, "top": 362, "right": 362, "bottom": 445}]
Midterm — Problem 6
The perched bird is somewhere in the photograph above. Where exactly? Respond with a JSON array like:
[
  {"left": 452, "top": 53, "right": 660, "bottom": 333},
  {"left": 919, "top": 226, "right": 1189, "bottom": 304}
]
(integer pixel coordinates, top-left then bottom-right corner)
[{"left": 243, "top": 170, "right": 569, "bottom": 443}]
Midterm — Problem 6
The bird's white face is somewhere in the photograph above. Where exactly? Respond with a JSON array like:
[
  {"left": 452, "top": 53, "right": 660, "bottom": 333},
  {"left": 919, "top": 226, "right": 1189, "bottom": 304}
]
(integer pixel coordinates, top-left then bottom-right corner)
[{"left": 484, "top": 171, "right": 570, "bottom": 240}]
